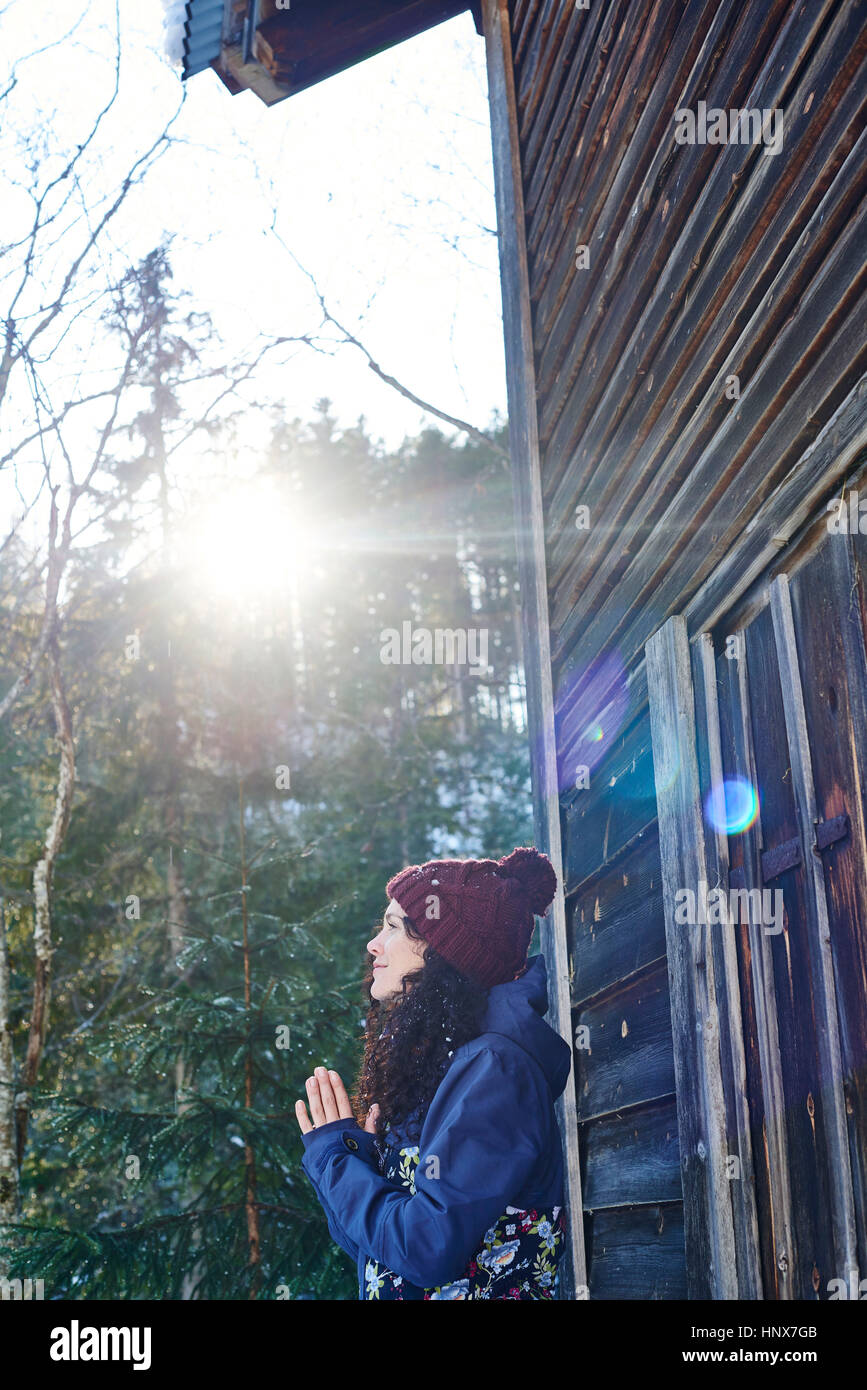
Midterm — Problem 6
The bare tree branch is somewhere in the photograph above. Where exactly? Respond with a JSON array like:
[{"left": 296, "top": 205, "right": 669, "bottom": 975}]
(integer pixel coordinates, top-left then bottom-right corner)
[
  {"left": 0, "top": 486, "right": 64, "bottom": 722},
  {"left": 0, "top": 71, "right": 184, "bottom": 417},
  {"left": 275, "top": 238, "right": 509, "bottom": 465}
]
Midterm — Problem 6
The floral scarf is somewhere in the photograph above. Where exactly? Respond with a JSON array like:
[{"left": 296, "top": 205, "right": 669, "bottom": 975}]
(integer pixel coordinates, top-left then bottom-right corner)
[{"left": 363, "top": 1138, "right": 566, "bottom": 1300}]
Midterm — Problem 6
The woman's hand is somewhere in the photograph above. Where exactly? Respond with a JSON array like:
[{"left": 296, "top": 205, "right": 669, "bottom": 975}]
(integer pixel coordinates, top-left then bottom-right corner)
[{"left": 295, "top": 1066, "right": 379, "bottom": 1135}]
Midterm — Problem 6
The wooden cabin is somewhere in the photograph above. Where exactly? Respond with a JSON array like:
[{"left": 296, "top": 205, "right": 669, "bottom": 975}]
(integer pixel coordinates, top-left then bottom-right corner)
[{"left": 181, "top": 0, "right": 867, "bottom": 1301}]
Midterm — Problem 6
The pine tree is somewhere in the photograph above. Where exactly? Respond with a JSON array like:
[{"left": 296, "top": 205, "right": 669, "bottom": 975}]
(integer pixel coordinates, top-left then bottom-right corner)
[{"left": 2, "top": 773, "right": 369, "bottom": 1299}]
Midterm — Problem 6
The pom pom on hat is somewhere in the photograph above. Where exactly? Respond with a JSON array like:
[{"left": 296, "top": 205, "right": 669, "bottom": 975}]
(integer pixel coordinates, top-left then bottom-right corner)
[{"left": 495, "top": 846, "right": 557, "bottom": 916}]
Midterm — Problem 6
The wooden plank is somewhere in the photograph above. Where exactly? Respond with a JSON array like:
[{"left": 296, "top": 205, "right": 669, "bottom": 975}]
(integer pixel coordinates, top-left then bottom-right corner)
[
  {"left": 534, "top": 0, "right": 799, "bottom": 439},
  {"left": 586, "top": 1202, "right": 687, "bottom": 1299},
  {"left": 523, "top": 0, "right": 635, "bottom": 248},
  {"left": 573, "top": 959, "right": 676, "bottom": 1123},
  {"left": 519, "top": 0, "right": 604, "bottom": 182},
  {"left": 769, "top": 572, "right": 860, "bottom": 1289},
  {"left": 581, "top": 1096, "right": 682, "bottom": 1209},
  {"left": 539, "top": 0, "right": 853, "bottom": 503},
  {"left": 560, "top": 707, "right": 659, "bottom": 893},
  {"left": 715, "top": 647, "right": 777, "bottom": 1299},
  {"left": 530, "top": 0, "right": 685, "bottom": 325},
  {"left": 547, "top": 123, "right": 867, "bottom": 617},
  {"left": 645, "top": 615, "right": 739, "bottom": 1298},
  {"left": 716, "top": 634, "right": 796, "bottom": 1299},
  {"left": 789, "top": 535, "right": 867, "bottom": 1285},
  {"left": 855, "top": 483, "right": 867, "bottom": 659},
  {"left": 542, "top": 4, "right": 866, "bottom": 588},
  {"left": 555, "top": 264, "right": 867, "bottom": 708},
  {"left": 511, "top": 0, "right": 539, "bottom": 69},
  {"left": 532, "top": 0, "right": 739, "bottom": 353},
  {"left": 550, "top": 150, "right": 867, "bottom": 663},
  {"left": 549, "top": 377, "right": 867, "bottom": 769},
  {"left": 525, "top": 0, "right": 659, "bottom": 275},
  {"left": 481, "top": 0, "right": 586, "bottom": 1299},
  {"left": 689, "top": 381, "right": 867, "bottom": 664},
  {"left": 511, "top": 0, "right": 548, "bottom": 103},
  {"left": 568, "top": 829, "right": 666, "bottom": 1005},
  {"left": 744, "top": 603, "right": 842, "bottom": 1298},
  {"left": 514, "top": 0, "right": 568, "bottom": 126},
  {"left": 691, "top": 632, "right": 762, "bottom": 1298},
  {"left": 546, "top": 58, "right": 866, "bottom": 586}
]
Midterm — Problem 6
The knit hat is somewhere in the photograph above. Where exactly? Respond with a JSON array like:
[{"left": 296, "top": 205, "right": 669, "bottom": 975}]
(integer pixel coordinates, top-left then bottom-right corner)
[{"left": 385, "top": 846, "right": 557, "bottom": 989}]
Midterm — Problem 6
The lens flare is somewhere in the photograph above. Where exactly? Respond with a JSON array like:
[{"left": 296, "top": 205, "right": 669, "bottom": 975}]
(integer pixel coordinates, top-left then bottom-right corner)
[
  {"left": 704, "top": 778, "right": 759, "bottom": 835},
  {"left": 558, "top": 650, "right": 631, "bottom": 793}
]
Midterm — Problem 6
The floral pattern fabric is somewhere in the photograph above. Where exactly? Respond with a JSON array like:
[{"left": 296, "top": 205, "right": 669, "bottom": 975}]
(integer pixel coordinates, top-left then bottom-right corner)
[{"left": 363, "top": 1140, "right": 566, "bottom": 1300}]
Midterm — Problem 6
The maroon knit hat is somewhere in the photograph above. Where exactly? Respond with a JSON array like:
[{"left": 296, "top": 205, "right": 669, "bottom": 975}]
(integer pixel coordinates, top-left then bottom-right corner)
[{"left": 385, "top": 846, "right": 557, "bottom": 989}]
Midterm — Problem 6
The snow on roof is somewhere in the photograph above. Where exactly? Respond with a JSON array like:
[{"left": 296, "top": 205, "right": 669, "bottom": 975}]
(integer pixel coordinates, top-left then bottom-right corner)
[
  {"left": 162, "top": 0, "right": 227, "bottom": 78},
  {"left": 161, "top": 0, "right": 190, "bottom": 67}
]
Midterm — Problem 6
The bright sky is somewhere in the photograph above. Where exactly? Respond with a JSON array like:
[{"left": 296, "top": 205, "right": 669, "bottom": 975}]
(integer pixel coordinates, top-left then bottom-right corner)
[{"left": 0, "top": 0, "right": 506, "bottom": 551}]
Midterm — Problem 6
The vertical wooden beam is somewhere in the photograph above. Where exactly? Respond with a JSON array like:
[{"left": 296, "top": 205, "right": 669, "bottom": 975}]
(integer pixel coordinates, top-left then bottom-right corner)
[
  {"left": 728, "top": 638, "right": 797, "bottom": 1298},
  {"left": 481, "top": 0, "right": 587, "bottom": 1299},
  {"left": 646, "top": 615, "right": 739, "bottom": 1299},
  {"left": 692, "top": 633, "right": 763, "bottom": 1298},
  {"left": 768, "top": 574, "right": 860, "bottom": 1287}
]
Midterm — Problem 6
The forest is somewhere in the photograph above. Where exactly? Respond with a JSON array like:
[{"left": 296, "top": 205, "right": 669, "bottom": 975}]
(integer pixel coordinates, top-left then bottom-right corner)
[{"left": 0, "top": 246, "right": 531, "bottom": 1299}]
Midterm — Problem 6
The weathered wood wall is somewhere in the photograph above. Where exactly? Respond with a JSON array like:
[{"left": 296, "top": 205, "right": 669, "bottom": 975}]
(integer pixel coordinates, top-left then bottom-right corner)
[
  {"left": 713, "top": 521, "right": 867, "bottom": 1298},
  {"left": 506, "top": 0, "right": 867, "bottom": 1296}
]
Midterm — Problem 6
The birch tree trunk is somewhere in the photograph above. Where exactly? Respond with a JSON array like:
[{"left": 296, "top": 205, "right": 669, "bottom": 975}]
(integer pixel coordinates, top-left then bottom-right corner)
[
  {"left": 153, "top": 402, "right": 194, "bottom": 1108},
  {"left": 15, "top": 635, "right": 75, "bottom": 1166},
  {"left": 0, "top": 897, "right": 18, "bottom": 1251},
  {"left": 238, "top": 781, "right": 261, "bottom": 1298}
]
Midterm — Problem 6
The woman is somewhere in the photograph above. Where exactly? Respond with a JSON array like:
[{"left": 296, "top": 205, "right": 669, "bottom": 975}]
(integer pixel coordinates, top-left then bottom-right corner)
[{"left": 295, "top": 846, "right": 573, "bottom": 1300}]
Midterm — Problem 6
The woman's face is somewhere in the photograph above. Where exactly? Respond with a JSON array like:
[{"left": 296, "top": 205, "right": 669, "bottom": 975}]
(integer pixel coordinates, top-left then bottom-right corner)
[{"left": 366, "top": 898, "right": 427, "bottom": 1001}]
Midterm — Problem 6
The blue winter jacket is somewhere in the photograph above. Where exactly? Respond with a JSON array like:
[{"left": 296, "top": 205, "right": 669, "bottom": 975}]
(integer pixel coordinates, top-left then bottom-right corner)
[{"left": 300, "top": 952, "right": 573, "bottom": 1299}]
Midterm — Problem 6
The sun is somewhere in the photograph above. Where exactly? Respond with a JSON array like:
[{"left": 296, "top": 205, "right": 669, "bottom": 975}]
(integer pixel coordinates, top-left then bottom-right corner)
[{"left": 186, "top": 482, "right": 313, "bottom": 600}]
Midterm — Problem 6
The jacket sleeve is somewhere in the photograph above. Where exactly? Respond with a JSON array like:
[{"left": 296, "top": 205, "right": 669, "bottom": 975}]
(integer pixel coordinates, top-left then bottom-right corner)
[
  {"left": 300, "top": 1116, "right": 381, "bottom": 1263},
  {"left": 300, "top": 1046, "right": 545, "bottom": 1289}
]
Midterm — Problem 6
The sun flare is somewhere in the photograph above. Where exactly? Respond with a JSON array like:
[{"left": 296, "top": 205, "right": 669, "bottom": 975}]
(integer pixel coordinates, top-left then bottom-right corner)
[{"left": 187, "top": 484, "right": 313, "bottom": 600}]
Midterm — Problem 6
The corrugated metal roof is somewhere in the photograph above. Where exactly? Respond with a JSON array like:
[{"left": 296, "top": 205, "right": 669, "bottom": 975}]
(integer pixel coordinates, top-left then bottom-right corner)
[{"left": 181, "top": 0, "right": 224, "bottom": 80}]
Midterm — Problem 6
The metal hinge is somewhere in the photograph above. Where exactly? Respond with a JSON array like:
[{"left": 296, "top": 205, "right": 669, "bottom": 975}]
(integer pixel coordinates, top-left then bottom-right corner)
[
  {"left": 759, "top": 813, "right": 850, "bottom": 882},
  {"left": 729, "top": 814, "right": 849, "bottom": 886}
]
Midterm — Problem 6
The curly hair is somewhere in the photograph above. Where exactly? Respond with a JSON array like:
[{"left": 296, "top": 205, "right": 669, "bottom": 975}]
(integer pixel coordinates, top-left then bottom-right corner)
[{"left": 350, "top": 913, "right": 490, "bottom": 1146}]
